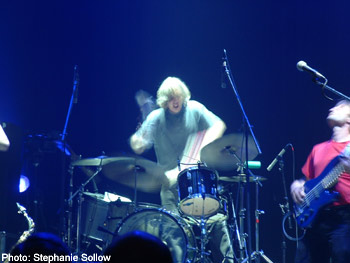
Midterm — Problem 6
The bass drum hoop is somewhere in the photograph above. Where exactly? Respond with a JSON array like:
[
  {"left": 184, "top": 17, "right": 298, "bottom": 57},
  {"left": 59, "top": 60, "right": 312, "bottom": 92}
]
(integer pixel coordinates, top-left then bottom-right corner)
[{"left": 115, "top": 208, "right": 196, "bottom": 263}]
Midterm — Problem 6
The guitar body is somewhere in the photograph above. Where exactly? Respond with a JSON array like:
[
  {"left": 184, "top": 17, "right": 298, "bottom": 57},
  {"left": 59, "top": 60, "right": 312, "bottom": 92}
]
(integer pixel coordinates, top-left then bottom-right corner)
[{"left": 294, "top": 156, "right": 342, "bottom": 228}]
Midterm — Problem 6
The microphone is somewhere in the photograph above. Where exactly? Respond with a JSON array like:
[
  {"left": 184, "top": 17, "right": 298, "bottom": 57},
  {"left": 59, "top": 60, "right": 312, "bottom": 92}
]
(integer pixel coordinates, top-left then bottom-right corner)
[
  {"left": 266, "top": 144, "right": 290, "bottom": 172},
  {"left": 73, "top": 65, "right": 79, "bottom": 104},
  {"left": 221, "top": 49, "right": 227, "bottom": 88},
  {"left": 296, "top": 60, "right": 326, "bottom": 80}
]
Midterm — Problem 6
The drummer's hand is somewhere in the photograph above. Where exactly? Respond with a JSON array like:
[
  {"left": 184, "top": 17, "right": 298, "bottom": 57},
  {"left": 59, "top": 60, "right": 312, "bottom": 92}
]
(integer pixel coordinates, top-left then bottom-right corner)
[
  {"left": 165, "top": 168, "right": 180, "bottom": 188},
  {"left": 290, "top": 179, "right": 306, "bottom": 204},
  {"left": 130, "top": 134, "right": 147, "bottom": 154}
]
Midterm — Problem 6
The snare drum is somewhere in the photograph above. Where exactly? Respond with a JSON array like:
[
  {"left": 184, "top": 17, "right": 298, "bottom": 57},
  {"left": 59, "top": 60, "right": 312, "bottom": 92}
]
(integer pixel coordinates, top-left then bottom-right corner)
[
  {"left": 116, "top": 208, "right": 196, "bottom": 263},
  {"left": 177, "top": 166, "right": 220, "bottom": 217}
]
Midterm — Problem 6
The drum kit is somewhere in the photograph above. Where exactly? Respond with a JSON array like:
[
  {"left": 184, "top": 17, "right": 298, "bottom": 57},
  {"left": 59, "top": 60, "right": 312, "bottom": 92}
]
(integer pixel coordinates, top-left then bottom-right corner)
[{"left": 68, "top": 133, "right": 270, "bottom": 263}]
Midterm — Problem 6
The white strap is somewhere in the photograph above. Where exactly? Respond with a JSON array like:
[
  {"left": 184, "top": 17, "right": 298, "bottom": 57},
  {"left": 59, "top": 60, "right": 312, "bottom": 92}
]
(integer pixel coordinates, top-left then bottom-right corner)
[{"left": 341, "top": 142, "right": 350, "bottom": 157}]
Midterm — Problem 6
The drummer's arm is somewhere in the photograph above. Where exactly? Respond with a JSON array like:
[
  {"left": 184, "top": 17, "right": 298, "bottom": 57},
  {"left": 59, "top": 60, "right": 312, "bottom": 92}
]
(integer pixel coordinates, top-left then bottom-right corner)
[
  {"left": 166, "top": 119, "right": 226, "bottom": 187},
  {"left": 130, "top": 112, "right": 156, "bottom": 155},
  {"left": 200, "top": 119, "right": 226, "bottom": 153},
  {"left": 182, "top": 119, "right": 226, "bottom": 166}
]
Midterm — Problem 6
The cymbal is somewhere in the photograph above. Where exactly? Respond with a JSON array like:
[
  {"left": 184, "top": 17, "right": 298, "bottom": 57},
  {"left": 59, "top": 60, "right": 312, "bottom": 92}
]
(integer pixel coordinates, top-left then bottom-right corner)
[
  {"left": 101, "top": 156, "right": 166, "bottom": 193},
  {"left": 200, "top": 133, "right": 259, "bottom": 171},
  {"left": 71, "top": 156, "right": 128, "bottom": 167},
  {"left": 219, "top": 175, "right": 267, "bottom": 183}
]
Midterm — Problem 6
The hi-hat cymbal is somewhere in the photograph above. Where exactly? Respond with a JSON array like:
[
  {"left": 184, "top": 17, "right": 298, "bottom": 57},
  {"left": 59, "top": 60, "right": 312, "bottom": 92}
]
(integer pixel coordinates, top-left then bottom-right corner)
[
  {"left": 200, "top": 133, "right": 259, "bottom": 171},
  {"left": 219, "top": 175, "right": 267, "bottom": 183},
  {"left": 101, "top": 156, "right": 166, "bottom": 193}
]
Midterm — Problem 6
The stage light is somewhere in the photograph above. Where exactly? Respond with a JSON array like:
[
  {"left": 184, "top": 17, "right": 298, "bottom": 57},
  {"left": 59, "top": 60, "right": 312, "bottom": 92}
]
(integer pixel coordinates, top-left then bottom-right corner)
[{"left": 19, "top": 174, "right": 30, "bottom": 193}]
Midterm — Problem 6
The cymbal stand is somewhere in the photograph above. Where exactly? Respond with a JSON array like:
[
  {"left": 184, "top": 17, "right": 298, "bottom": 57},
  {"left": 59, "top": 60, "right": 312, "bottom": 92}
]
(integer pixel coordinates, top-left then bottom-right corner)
[
  {"left": 132, "top": 164, "right": 146, "bottom": 211},
  {"left": 227, "top": 185, "right": 246, "bottom": 262},
  {"left": 61, "top": 65, "right": 79, "bottom": 245},
  {"left": 66, "top": 164, "right": 74, "bottom": 249},
  {"left": 237, "top": 170, "right": 248, "bottom": 263},
  {"left": 197, "top": 184, "right": 211, "bottom": 263},
  {"left": 132, "top": 164, "right": 139, "bottom": 211},
  {"left": 68, "top": 164, "right": 102, "bottom": 256},
  {"left": 250, "top": 175, "right": 273, "bottom": 263}
]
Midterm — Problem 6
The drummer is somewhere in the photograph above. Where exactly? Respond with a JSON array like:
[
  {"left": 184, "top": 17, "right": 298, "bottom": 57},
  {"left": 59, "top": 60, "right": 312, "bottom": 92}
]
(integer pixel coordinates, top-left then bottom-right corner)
[{"left": 130, "top": 77, "right": 233, "bottom": 263}]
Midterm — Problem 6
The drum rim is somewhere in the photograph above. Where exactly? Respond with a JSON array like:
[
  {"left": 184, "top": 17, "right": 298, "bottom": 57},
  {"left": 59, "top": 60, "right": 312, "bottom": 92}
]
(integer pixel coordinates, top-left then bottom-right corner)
[
  {"left": 177, "top": 165, "right": 219, "bottom": 177},
  {"left": 115, "top": 207, "right": 196, "bottom": 262}
]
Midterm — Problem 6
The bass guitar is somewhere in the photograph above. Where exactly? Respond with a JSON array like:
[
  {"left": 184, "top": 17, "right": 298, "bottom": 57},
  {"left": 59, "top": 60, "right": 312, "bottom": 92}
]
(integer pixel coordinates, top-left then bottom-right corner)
[{"left": 294, "top": 155, "right": 345, "bottom": 228}]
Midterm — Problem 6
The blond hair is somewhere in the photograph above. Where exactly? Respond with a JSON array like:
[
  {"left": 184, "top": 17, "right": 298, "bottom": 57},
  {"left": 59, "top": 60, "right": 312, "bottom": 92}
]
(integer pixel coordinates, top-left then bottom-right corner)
[{"left": 156, "top": 77, "right": 191, "bottom": 108}]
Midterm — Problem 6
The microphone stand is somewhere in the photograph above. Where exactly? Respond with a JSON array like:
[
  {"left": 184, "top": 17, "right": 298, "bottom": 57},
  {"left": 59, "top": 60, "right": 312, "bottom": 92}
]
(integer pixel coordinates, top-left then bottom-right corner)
[
  {"left": 223, "top": 49, "right": 262, "bottom": 263},
  {"left": 314, "top": 78, "right": 350, "bottom": 100},
  {"left": 62, "top": 65, "right": 79, "bottom": 142},
  {"left": 61, "top": 65, "right": 79, "bottom": 248},
  {"left": 277, "top": 156, "right": 291, "bottom": 263}
]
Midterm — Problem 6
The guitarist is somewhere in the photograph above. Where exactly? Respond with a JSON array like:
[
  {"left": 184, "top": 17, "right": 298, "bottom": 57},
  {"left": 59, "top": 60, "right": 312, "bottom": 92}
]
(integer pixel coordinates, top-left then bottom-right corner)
[{"left": 290, "top": 100, "right": 350, "bottom": 263}]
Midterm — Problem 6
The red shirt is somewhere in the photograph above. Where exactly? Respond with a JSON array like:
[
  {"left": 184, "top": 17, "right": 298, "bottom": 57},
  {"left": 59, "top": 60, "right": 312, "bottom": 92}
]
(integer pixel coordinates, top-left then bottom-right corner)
[{"left": 302, "top": 140, "right": 350, "bottom": 206}]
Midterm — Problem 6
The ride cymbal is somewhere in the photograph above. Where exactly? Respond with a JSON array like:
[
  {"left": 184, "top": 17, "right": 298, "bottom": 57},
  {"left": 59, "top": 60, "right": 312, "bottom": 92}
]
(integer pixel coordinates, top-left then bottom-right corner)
[
  {"left": 71, "top": 156, "right": 131, "bottom": 167},
  {"left": 200, "top": 133, "right": 259, "bottom": 171}
]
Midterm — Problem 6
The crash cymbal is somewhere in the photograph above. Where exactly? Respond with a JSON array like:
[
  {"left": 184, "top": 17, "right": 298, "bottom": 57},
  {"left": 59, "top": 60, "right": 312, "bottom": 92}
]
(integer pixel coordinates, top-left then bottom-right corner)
[
  {"left": 71, "top": 156, "right": 132, "bottom": 167},
  {"left": 219, "top": 175, "right": 267, "bottom": 183},
  {"left": 101, "top": 156, "right": 166, "bottom": 193},
  {"left": 200, "top": 133, "right": 259, "bottom": 171}
]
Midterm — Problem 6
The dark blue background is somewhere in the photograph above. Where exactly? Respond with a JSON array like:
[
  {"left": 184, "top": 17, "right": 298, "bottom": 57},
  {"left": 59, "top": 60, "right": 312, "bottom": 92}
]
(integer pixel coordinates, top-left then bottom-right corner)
[{"left": 1, "top": 1, "right": 349, "bottom": 261}]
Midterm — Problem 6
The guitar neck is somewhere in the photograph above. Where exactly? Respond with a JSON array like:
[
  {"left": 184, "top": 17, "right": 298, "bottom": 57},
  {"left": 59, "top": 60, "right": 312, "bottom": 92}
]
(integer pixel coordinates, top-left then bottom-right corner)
[
  {"left": 306, "top": 157, "right": 344, "bottom": 200},
  {"left": 322, "top": 162, "right": 344, "bottom": 189}
]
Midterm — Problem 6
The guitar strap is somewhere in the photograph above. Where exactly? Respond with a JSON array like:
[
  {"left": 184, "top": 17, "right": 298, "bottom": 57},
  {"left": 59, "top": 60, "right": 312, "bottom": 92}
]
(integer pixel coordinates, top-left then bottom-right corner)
[{"left": 340, "top": 142, "right": 350, "bottom": 158}]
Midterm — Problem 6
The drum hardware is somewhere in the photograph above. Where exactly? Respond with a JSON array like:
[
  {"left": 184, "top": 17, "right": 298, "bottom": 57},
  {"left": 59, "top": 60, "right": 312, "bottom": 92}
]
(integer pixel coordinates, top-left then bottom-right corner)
[
  {"left": 251, "top": 176, "right": 273, "bottom": 263},
  {"left": 224, "top": 186, "right": 246, "bottom": 263},
  {"left": 70, "top": 154, "right": 166, "bottom": 251},
  {"left": 199, "top": 217, "right": 211, "bottom": 263},
  {"left": 68, "top": 164, "right": 103, "bottom": 256},
  {"left": 218, "top": 166, "right": 270, "bottom": 263}
]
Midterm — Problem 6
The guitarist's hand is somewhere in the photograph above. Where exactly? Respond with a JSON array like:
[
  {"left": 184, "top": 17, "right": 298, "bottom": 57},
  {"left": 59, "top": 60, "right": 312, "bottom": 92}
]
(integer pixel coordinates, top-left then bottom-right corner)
[{"left": 290, "top": 179, "right": 306, "bottom": 204}]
